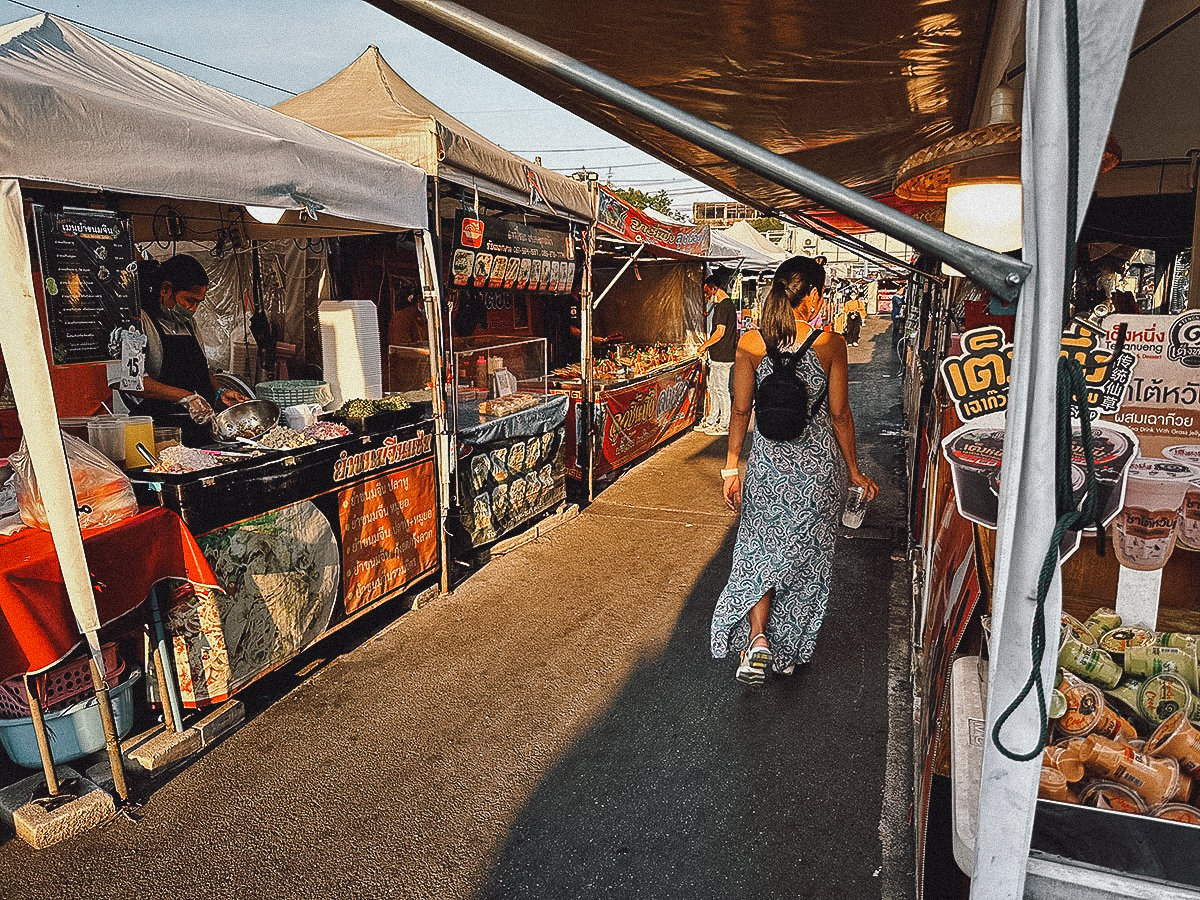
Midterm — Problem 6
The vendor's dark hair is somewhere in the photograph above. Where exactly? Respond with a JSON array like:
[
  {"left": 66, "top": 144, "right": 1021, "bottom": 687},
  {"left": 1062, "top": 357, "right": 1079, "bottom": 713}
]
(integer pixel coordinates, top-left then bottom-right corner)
[
  {"left": 137, "top": 254, "right": 209, "bottom": 312},
  {"left": 703, "top": 274, "right": 724, "bottom": 289},
  {"left": 761, "top": 255, "right": 826, "bottom": 351}
]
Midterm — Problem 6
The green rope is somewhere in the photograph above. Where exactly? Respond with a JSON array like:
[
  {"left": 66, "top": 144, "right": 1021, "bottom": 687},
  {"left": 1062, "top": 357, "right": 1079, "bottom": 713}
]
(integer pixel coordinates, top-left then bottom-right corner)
[{"left": 991, "top": 359, "right": 1097, "bottom": 761}]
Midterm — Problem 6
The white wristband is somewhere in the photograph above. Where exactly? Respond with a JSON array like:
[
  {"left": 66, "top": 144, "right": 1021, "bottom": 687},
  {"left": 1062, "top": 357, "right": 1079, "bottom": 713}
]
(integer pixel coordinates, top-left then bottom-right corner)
[{"left": 720, "top": 468, "right": 740, "bottom": 479}]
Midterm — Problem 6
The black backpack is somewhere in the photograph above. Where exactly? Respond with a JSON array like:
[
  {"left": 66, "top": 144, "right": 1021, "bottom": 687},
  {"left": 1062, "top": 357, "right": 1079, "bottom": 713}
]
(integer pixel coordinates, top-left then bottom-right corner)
[{"left": 755, "top": 329, "right": 828, "bottom": 441}]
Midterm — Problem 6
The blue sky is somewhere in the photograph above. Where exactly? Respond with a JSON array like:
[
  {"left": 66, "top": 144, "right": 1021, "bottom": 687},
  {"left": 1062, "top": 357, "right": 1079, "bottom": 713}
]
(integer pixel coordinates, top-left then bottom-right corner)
[{"left": 0, "top": 0, "right": 729, "bottom": 215}]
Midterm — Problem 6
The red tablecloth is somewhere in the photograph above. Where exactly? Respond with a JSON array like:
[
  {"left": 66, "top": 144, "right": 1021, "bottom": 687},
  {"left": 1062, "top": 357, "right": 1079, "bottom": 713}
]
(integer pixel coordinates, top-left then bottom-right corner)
[{"left": 0, "top": 507, "right": 218, "bottom": 681}]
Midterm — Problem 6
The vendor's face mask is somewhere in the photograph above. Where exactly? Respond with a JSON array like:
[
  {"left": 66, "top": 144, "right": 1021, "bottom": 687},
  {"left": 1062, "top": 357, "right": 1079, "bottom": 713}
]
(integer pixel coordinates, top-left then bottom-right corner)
[{"left": 161, "top": 285, "right": 205, "bottom": 322}]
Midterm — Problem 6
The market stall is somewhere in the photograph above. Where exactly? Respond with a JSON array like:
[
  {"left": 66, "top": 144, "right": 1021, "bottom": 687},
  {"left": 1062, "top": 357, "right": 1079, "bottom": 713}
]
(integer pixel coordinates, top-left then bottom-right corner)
[
  {"left": 0, "top": 13, "right": 447, "bottom": 798},
  {"left": 550, "top": 186, "right": 711, "bottom": 495},
  {"left": 276, "top": 47, "right": 591, "bottom": 553}
]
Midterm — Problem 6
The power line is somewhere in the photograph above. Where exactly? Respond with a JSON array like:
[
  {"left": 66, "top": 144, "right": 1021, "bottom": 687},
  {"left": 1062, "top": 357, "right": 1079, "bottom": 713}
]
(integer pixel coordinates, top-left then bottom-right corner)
[
  {"left": 548, "top": 161, "right": 664, "bottom": 171},
  {"left": 3, "top": 0, "right": 298, "bottom": 95},
  {"left": 510, "top": 144, "right": 629, "bottom": 153}
]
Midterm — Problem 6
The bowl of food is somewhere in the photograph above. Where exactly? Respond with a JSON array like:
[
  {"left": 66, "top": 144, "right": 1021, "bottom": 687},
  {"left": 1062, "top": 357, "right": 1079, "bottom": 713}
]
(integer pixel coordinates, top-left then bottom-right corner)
[{"left": 212, "top": 398, "right": 280, "bottom": 443}]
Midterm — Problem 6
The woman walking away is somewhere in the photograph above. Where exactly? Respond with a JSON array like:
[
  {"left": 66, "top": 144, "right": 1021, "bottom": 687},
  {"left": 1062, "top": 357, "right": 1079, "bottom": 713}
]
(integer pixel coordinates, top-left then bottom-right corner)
[{"left": 711, "top": 256, "right": 878, "bottom": 685}]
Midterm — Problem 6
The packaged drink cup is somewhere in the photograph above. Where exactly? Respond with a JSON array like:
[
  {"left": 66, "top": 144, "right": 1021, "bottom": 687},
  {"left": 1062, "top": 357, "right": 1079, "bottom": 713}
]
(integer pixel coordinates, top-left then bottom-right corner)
[
  {"left": 1049, "top": 689, "right": 1068, "bottom": 720},
  {"left": 1138, "top": 673, "right": 1200, "bottom": 725},
  {"left": 1124, "top": 644, "right": 1200, "bottom": 693},
  {"left": 1084, "top": 608, "right": 1122, "bottom": 642},
  {"left": 1113, "top": 458, "right": 1199, "bottom": 570},
  {"left": 842, "top": 483, "right": 867, "bottom": 529},
  {"left": 1057, "top": 681, "right": 1105, "bottom": 737},
  {"left": 1044, "top": 745, "right": 1085, "bottom": 782},
  {"left": 1162, "top": 446, "right": 1200, "bottom": 550},
  {"left": 1156, "top": 632, "right": 1198, "bottom": 651},
  {"left": 1173, "top": 771, "right": 1195, "bottom": 803},
  {"left": 1039, "top": 766, "right": 1077, "bottom": 803},
  {"left": 1079, "top": 779, "right": 1149, "bottom": 814},
  {"left": 1072, "top": 425, "right": 1136, "bottom": 526},
  {"left": 1062, "top": 614, "right": 1097, "bottom": 647},
  {"left": 1092, "top": 703, "right": 1138, "bottom": 743},
  {"left": 1100, "top": 626, "right": 1155, "bottom": 663},
  {"left": 1077, "top": 733, "right": 1180, "bottom": 806},
  {"left": 1154, "top": 802, "right": 1200, "bottom": 823},
  {"left": 1059, "top": 637, "right": 1122, "bottom": 689},
  {"left": 1146, "top": 710, "right": 1200, "bottom": 777},
  {"left": 1105, "top": 677, "right": 1146, "bottom": 722}
]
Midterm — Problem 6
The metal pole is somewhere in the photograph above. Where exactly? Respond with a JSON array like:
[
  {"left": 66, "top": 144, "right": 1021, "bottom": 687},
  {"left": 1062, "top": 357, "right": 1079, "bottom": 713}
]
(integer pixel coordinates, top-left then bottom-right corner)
[
  {"left": 415, "top": 229, "right": 453, "bottom": 595},
  {"left": 386, "top": 0, "right": 1030, "bottom": 302},
  {"left": 88, "top": 656, "right": 128, "bottom": 801},
  {"left": 149, "top": 586, "right": 185, "bottom": 732},
  {"left": 23, "top": 674, "right": 59, "bottom": 796},
  {"left": 592, "top": 244, "right": 645, "bottom": 310},
  {"left": 781, "top": 211, "right": 945, "bottom": 284},
  {"left": 581, "top": 225, "right": 596, "bottom": 502}
]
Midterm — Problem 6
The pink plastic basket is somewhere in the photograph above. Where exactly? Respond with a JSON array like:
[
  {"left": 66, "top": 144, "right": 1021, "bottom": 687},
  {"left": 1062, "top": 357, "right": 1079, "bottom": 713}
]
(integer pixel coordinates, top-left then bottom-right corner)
[{"left": 0, "top": 643, "right": 124, "bottom": 718}]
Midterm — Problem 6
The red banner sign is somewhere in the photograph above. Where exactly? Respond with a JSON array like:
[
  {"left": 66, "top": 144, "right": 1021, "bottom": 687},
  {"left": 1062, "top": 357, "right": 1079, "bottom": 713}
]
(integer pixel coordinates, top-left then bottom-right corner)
[
  {"left": 596, "top": 186, "right": 710, "bottom": 257},
  {"left": 595, "top": 360, "right": 703, "bottom": 476}
]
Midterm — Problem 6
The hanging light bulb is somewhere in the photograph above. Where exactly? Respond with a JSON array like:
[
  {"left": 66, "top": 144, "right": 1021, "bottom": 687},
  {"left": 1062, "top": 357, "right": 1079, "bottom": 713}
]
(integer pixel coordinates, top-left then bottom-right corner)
[{"left": 894, "top": 86, "right": 1119, "bottom": 278}]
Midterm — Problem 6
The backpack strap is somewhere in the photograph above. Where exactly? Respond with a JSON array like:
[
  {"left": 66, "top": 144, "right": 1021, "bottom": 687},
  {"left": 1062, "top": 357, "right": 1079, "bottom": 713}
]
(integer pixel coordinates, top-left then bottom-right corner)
[
  {"left": 795, "top": 328, "right": 828, "bottom": 417},
  {"left": 795, "top": 327, "right": 821, "bottom": 356}
]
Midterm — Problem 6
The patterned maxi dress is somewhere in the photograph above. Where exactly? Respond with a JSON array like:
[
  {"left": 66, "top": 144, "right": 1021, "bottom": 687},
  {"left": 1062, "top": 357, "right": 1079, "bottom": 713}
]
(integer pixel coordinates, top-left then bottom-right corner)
[{"left": 710, "top": 345, "right": 845, "bottom": 668}]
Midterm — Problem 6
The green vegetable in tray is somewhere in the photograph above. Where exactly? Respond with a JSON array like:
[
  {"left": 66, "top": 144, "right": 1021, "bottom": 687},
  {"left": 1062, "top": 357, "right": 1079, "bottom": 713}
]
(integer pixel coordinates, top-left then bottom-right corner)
[
  {"left": 338, "top": 398, "right": 379, "bottom": 418},
  {"left": 378, "top": 396, "right": 412, "bottom": 412}
]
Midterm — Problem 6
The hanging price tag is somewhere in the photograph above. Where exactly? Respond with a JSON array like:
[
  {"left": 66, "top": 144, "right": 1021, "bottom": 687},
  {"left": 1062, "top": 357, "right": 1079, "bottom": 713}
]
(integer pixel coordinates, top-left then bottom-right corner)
[{"left": 119, "top": 329, "right": 147, "bottom": 392}]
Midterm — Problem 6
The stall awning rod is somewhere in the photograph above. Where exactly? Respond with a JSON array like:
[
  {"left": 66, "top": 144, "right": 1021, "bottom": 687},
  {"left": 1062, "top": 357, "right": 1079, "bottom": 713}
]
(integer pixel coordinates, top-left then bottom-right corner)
[
  {"left": 593, "top": 243, "right": 645, "bottom": 309},
  {"left": 387, "top": 0, "right": 1029, "bottom": 302},
  {"left": 781, "top": 210, "right": 947, "bottom": 285}
]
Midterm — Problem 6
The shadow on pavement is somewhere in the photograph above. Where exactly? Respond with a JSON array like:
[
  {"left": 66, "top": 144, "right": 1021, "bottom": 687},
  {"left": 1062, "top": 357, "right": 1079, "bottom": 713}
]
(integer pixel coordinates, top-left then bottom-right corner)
[{"left": 479, "top": 322, "right": 903, "bottom": 900}]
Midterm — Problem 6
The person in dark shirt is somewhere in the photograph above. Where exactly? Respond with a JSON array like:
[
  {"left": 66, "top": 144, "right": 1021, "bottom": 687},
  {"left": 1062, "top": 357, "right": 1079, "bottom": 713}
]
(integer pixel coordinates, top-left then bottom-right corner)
[{"left": 697, "top": 275, "right": 738, "bottom": 435}]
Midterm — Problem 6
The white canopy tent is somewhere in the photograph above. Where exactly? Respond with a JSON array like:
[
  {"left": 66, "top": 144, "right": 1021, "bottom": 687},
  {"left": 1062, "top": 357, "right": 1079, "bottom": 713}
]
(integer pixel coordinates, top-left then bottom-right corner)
[
  {"left": 709, "top": 225, "right": 786, "bottom": 272},
  {"left": 0, "top": 13, "right": 439, "bottom": 797}
]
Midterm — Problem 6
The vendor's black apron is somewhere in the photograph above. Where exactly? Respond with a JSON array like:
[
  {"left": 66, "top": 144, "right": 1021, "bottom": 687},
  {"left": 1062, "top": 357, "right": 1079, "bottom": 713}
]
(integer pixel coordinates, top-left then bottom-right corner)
[{"left": 131, "top": 316, "right": 215, "bottom": 445}]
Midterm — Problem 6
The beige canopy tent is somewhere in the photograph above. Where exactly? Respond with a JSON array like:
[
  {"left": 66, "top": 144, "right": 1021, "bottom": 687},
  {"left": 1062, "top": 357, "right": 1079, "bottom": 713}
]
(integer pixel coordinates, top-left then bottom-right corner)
[{"left": 275, "top": 46, "right": 594, "bottom": 222}]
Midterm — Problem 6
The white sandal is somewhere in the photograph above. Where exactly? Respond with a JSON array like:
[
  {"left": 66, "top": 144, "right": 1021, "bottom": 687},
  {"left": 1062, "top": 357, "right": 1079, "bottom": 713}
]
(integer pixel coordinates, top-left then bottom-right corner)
[{"left": 735, "top": 633, "right": 772, "bottom": 685}]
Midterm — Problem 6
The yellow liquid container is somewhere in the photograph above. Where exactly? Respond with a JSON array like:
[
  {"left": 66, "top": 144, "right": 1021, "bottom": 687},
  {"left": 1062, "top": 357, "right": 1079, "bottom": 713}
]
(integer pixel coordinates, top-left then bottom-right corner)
[{"left": 123, "top": 415, "right": 155, "bottom": 468}]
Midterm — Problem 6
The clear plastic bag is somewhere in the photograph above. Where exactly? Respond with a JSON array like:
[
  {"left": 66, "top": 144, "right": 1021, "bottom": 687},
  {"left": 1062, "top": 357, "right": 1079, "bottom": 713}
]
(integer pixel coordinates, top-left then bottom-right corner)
[{"left": 10, "top": 432, "right": 139, "bottom": 531}]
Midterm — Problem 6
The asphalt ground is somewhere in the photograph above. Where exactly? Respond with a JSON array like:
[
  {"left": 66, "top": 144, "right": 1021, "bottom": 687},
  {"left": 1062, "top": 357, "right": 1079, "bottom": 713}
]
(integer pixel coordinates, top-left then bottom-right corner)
[{"left": 0, "top": 318, "right": 913, "bottom": 900}]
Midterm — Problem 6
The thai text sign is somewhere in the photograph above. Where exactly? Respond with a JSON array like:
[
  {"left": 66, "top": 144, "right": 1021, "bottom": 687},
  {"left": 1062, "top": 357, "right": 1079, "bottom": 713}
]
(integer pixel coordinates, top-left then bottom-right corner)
[
  {"left": 1106, "top": 314, "right": 1200, "bottom": 454},
  {"left": 338, "top": 460, "right": 438, "bottom": 614},
  {"left": 940, "top": 321, "right": 1135, "bottom": 422},
  {"left": 595, "top": 360, "right": 703, "bottom": 476},
  {"left": 450, "top": 212, "right": 576, "bottom": 293},
  {"left": 596, "top": 186, "right": 710, "bottom": 257}
]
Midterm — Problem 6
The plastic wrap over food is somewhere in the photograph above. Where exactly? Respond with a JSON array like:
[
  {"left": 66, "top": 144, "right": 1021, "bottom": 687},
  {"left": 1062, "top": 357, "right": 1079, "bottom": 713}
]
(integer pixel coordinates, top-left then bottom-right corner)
[{"left": 11, "top": 433, "right": 138, "bottom": 530}]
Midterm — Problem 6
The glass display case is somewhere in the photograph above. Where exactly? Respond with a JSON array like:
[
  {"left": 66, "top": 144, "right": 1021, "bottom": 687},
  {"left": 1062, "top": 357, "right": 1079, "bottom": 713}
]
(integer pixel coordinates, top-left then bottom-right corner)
[{"left": 453, "top": 336, "right": 549, "bottom": 428}]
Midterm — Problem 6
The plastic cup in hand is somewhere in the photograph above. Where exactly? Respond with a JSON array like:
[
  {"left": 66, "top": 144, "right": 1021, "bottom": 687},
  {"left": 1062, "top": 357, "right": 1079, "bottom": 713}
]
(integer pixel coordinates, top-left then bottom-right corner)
[
  {"left": 843, "top": 484, "right": 867, "bottom": 529},
  {"left": 1113, "top": 458, "right": 1199, "bottom": 571}
]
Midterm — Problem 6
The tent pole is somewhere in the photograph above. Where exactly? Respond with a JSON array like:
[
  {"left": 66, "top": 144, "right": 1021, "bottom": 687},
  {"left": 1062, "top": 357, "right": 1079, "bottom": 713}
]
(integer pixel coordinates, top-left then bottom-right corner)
[
  {"left": 89, "top": 654, "right": 128, "bottom": 801},
  {"left": 592, "top": 244, "right": 645, "bottom": 310},
  {"left": 415, "top": 229, "right": 452, "bottom": 595},
  {"left": 580, "top": 222, "right": 596, "bottom": 503},
  {"left": 781, "top": 211, "right": 944, "bottom": 284},
  {"left": 23, "top": 675, "right": 59, "bottom": 796},
  {"left": 385, "top": 0, "right": 1029, "bottom": 302}
]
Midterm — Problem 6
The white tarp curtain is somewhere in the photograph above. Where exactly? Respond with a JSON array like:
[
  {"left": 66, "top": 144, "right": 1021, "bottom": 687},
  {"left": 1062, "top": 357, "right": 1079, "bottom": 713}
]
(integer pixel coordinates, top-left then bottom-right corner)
[
  {"left": 147, "top": 241, "right": 331, "bottom": 376},
  {"left": 0, "top": 15, "right": 428, "bottom": 232},
  {"left": 971, "top": 2, "right": 1144, "bottom": 897},
  {"left": 0, "top": 179, "right": 100, "bottom": 657},
  {"left": 593, "top": 262, "right": 705, "bottom": 346}
]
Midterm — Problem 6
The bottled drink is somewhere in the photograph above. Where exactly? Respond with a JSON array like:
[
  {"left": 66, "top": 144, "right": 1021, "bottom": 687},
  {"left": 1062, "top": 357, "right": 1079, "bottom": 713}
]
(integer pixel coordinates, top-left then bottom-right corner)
[{"left": 842, "top": 484, "right": 867, "bottom": 529}]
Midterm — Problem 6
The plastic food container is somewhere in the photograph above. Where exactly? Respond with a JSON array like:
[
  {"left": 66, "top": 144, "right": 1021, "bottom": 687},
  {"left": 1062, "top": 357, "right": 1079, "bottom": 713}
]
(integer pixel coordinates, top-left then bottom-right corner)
[
  {"left": 0, "top": 669, "right": 140, "bottom": 768},
  {"left": 123, "top": 415, "right": 155, "bottom": 469},
  {"left": 86, "top": 415, "right": 127, "bottom": 465}
]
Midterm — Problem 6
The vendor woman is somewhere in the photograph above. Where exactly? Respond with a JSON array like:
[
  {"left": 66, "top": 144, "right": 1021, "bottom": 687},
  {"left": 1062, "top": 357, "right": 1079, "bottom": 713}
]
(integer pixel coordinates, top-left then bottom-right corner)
[{"left": 124, "top": 254, "right": 248, "bottom": 442}]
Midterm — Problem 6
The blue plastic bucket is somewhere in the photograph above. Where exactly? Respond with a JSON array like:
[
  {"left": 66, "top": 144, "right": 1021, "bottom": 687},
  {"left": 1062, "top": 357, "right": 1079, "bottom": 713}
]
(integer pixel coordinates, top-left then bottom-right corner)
[{"left": 0, "top": 669, "right": 140, "bottom": 768}]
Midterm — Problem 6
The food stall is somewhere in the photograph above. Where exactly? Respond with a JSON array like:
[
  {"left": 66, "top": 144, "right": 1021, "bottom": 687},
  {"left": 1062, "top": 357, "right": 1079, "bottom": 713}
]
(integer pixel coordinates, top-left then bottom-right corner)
[
  {"left": 551, "top": 186, "right": 712, "bottom": 496},
  {"left": 276, "top": 47, "right": 591, "bottom": 554},
  {"left": 0, "top": 13, "right": 447, "bottom": 803},
  {"left": 893, "top": 4, "right": 1200, "bottom": 895}
]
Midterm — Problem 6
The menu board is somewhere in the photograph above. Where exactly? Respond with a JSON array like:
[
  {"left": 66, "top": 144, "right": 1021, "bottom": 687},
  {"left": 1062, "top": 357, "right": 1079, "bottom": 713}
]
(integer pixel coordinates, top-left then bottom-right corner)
[
  {"left": 449, "top": 211, "right": 576, "bottom": 294},
  {"left": 32, "top": 206, "right": 140, "bottom": 365}
]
